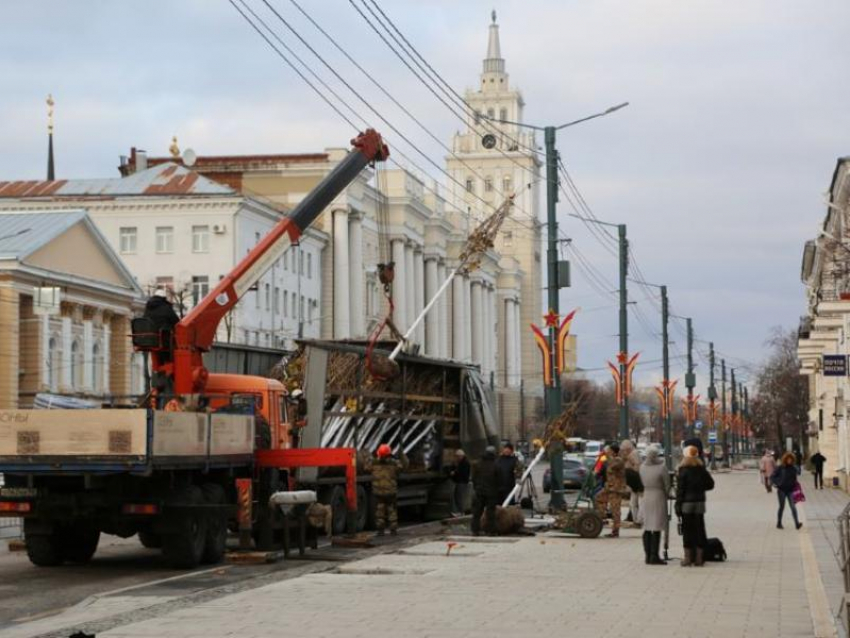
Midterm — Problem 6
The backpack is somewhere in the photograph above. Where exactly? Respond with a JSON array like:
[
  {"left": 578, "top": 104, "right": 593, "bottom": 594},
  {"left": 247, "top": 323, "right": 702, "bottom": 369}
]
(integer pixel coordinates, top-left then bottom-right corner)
[
  {"left": 625, "top": 468, "right": 643, "bottom": 493},
  {"left": 704, "top": 537, "right": 727, "bottom": 562}
]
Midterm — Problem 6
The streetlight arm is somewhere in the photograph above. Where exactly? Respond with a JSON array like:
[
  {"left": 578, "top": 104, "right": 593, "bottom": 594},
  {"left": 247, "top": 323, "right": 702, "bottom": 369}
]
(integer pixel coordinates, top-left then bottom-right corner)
[
  {"left": 567, "top": 212, "right": 620, "bottom": 229},
  {"left": 556, "top": 102, "right": 629, "bottom": 130}
]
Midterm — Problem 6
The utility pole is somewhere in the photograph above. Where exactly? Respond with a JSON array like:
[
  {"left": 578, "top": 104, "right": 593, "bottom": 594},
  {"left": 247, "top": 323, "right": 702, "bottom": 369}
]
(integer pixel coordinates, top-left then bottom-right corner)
[
  {"left": 730, "top": 368, "right": 738, "bottom": 461},
  {"left": 721, "top": 359, "right": 728, "bottom": 467},
  {"left": 685, "top": 318, "right": 695, "bottom": 436},
  {"left": 661, "top": 286, "right": 672, "bottom": 471},
  {"left": 739, "top": 382, "right": 745, "bottom": 455},
  {"left": 544, "top": 126, "right": 561, "bottom": 421},
  {"left": 708, "top": 342, "right": 717, "bottom": 470},
  {"left": 618, "top": 224, "right": 629, "bottom": 441}
]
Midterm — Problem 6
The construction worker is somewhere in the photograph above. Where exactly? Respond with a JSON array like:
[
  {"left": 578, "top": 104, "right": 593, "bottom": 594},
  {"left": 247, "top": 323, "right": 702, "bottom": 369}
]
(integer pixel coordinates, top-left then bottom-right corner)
[
  {"left": 366, "top": 444, "right": 408, "bottom": 536},
  {"left": 596, "top": 444, "right": 627, "bottom": 537},
  {"left": 471, "top": 446, "right": 499, "bottom": 536}
]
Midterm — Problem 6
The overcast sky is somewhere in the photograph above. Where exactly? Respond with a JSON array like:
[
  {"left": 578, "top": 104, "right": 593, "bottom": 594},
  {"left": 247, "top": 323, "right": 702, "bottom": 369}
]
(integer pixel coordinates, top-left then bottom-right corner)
[{"left": 3, "top": 1, "right": 849, "bottom": 391}]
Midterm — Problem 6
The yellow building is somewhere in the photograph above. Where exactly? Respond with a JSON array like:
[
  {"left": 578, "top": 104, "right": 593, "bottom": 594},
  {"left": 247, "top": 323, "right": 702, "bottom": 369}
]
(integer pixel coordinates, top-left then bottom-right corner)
[{"left": 0, "top": 210, "right": 144, "bottom": 408}]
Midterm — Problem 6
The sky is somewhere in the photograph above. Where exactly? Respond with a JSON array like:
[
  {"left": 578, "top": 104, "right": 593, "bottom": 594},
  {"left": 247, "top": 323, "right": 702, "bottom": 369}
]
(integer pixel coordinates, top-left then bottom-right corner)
[{"left": 2, "top": 0, "right": 850, "bottom": 391}]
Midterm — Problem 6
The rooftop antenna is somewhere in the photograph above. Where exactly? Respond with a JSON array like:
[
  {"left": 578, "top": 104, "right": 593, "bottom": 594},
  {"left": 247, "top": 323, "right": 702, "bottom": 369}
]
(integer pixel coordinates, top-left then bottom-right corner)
[{"left": 46, "top": 94, "right": 55, "bottom": 181}]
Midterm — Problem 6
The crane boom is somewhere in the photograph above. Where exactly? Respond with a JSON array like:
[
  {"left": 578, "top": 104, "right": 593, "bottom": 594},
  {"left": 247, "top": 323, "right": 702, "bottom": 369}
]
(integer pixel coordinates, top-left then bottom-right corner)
[{"left": 162, "top": 129, "right": 388, "bottom": 395}]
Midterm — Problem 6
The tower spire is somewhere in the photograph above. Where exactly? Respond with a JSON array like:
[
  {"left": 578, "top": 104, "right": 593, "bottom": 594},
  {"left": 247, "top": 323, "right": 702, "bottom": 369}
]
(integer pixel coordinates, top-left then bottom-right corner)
[
  {"left": 484, "top": 11, "right": 504, "bottom": 74},
  {"left": 46, "top": 94, "right": 55, "bottom": 181}
]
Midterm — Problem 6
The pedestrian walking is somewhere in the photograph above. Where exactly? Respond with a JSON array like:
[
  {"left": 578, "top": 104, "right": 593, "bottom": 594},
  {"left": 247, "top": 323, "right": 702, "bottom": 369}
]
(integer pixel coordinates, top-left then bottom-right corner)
[
  {"left": 794, "top": 447, "right": 804, "bottom": 473},
  {"left": 772, "top": 452, "right": 803, "bottom": 530},
  {"left": 758, "top": 449, "right": 776, "bottom": 493},
  {"left": 450, "top": 449, "right": 471, "bottom": 515},
  {"left": 596, "top": 444, "right": 627, "bottom": 538},
  {"left": 471, "top": 446, "right": 499, "bottom": 536},
  {"left": 675, "top": 445, "right": 715, "bottom": 567},
  {"left": 365, "top": 444, "right": 408, "bottom": 536},
  {"left": 639, "top": 444, "right": 669, "bottom": 565},
  {"left": 810, "top": 451, "right": 826, "bottom": 490},
  {"left": 495, "top": 443, "right": 523, "bottom": 505}
]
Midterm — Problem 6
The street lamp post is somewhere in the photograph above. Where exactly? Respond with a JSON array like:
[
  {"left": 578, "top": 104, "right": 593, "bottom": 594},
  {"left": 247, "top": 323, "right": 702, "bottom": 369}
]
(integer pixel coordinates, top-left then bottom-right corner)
[{"left": 488, "top": 102, "right": 629, "bottom": 422}]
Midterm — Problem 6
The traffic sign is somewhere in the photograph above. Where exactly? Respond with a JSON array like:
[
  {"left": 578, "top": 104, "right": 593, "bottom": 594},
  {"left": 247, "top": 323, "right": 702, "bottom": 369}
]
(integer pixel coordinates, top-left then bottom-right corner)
[
  {"left": 708, "top": 430, "right": 717, "bottom": 443},
  {"left": 694, "top": 420, "right": 703, "bottom": 431}
]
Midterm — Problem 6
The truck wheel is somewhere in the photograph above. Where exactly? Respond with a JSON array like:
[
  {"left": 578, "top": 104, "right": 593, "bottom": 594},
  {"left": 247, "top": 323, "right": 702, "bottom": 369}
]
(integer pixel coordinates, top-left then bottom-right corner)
[
  {"left": 201, "top": 484, "right": 228, "bottom": 564},
  {"left": 162, "top": 486, "right": 207, "bottom": 569},
  {"left": 328, "top": 486, "right": 348, "bottom": 536},
  {"left": 355, "top": 485, "right": 368, "bottom": 532},
  {"left": 60, "top": 525, "right": 100, "bottom": 564},
  {"left": 25, "top": 533, "right": 63, "bottom": 567},
  {"left": 138, "top": 531, "right": 162, "bottom": 549}
]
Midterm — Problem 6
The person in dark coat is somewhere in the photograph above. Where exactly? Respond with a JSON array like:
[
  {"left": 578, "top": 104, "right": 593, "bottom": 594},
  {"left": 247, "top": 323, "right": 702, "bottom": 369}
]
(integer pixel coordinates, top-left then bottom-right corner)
[
  {"left": 772, "top": 452, "right": 802, "bottom": 530},
  {"left": 450, "top": 449, "right": 471, "bottom": 515},
  {"left": 811, "top": 451, "right": 827, "bottom": 490},
  {"left": 495, "top": 443, "right": 522, "bottom": 505},
  {"left": 676, "top": 445, "right": 715, "bottom": 567},
  {"left": 471, "top": 446, "right": 499, "bottom": 536}
]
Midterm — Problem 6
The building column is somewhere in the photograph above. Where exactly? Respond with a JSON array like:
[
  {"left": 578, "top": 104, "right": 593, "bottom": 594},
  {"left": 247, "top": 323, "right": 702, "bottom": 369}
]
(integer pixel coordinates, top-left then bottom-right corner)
[
  {"left": 471, "top": 281, "right": 484, "bottom": 367},
  {"left": 414, "top": 249, "right": 425, "bottom": 346},
  {"left": 424, "top": 256, "right": 439, "bottom": 356},
  {"left": 405, "top": 244, "right": 415, "bottom": 344},
  {"left": 487, "top": 286, "right": 497, "bottom": 379},
  {"left": 391, "top": 239, "right": 407, "bottom": 332},
  {"left": 102, "top": 320, "right": 111, "bottom": 394},
  {"left": 437, "top": 261, "right": 448, "bottom": 358},
  {"left": 348, "top": 212, "right": 364, "bottom": 338},
  {"left": 452, "top": 275, "right": 465, "bottom": 359},
  {"left": 333, "top": 208, "right": 350, "bottom": 339},
  {"left": 505, "top": 299, "right": 517, "bottom": 387},
  {"left": 463, "top": 276, "right": 472, "bottom": 361},
  {"left": 82, "top": 318, "right": 94, "bottom": 390},
  {"left": 61, "top": 315, "right": 72, "bottom": 389},
  {"left": 512, "top": 300, "right": 522, "bottom": 388},
  {"left": 0, "top": 286, "right": 19, "bottom": 409}
]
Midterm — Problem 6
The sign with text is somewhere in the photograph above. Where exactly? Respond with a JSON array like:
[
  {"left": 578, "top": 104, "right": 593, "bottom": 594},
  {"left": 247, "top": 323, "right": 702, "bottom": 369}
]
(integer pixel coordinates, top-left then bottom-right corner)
[{"left": 823, "top": 355, "right": 847, "bottom": 376}]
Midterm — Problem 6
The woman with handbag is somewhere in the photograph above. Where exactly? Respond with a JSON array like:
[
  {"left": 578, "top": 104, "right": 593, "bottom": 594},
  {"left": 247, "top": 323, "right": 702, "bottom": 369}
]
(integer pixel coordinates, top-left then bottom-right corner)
[
  {"left": 771, "top": 452, "right": 803, "bottom": 530},
  {"left": 675, "top": 445, "right": 715, "bottom": 567}
]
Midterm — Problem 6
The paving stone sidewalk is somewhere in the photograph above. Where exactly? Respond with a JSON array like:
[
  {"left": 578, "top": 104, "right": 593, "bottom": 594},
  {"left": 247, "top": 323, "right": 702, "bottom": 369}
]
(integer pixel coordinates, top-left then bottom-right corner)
[{"left": 93, "top": 471, "right": 843, "bottom": 638}]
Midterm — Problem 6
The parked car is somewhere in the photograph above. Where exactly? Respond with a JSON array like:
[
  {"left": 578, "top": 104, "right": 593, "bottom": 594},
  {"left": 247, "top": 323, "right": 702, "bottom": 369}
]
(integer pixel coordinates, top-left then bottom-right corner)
[{"left": 543, "top": 458, "right": 588, "bottom": 493}]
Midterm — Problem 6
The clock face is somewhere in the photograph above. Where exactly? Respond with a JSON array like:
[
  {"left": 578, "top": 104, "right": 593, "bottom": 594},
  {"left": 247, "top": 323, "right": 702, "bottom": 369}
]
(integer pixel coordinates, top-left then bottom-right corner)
[{"left": 482, "top": 134, "right": 497, "bottom": 149}]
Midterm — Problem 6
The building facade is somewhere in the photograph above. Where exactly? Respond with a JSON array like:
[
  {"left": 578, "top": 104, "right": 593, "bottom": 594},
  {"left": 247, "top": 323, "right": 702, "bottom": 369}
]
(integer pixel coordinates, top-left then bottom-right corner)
[
  {"left": 798, "top": 156, "right": 850, "bottom": 489},
  {"left": 0, "top": 162, "right": 327, "bottom": 350},
  {"left": 0, "top": 211, "right": 143, "bottom": 408}
]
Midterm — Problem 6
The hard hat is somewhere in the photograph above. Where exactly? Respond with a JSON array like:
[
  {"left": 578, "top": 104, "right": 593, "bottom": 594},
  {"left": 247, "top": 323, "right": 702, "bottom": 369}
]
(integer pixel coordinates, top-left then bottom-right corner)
[
  {"left": 290, "top": 388, "right": 303, "bottom": 399},
  {"left": 377, "top": 444, "right": 392, "bottom": 458},
  {"left": 153, "top": 289, "right": 168, "bottom": 299}
]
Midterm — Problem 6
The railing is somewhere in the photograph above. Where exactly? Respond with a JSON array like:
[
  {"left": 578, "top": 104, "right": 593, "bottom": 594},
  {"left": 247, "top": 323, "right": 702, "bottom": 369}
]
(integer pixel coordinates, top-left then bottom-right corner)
[{"left": 836, "top": 501, "right": 850, "bottom": 635}]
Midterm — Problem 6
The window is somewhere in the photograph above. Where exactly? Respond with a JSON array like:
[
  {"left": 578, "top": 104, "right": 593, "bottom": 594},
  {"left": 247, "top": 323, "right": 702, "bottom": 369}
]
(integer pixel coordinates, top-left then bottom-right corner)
[
  {"left": 192, "top": 225, "right": 209, "bottom": 253},
  {"left": 484, "top": 177, "right": 493, "bottom": 192},
  {"left": 264, "top": 283, "right": 271, "bottom": 310},
  {"left": 255, "top": 232, "right": 261, "bottom": 245},
  {"left": 155, "top": 226, "right": 174, "bottom": 253},
  {"left": 284, "top": 249, "right": 289, "bottom": 271},
  {"left": 283, "top": 291, "right": 289, "bottom": 317},
  {"left": 119, "top": 227, "right": 137, "bottom": 254},
  {"left": 500, "top": 108, "right": 508, "bottom": 121},
  {"left": 192, "top": 276, "right": 209, "bottom": 306},
  {"left": 71, "top": 340, "right": 83, "bottom": 388},
  {"left": 307, "top": 253, "right": 313, "bottom": 279},
  {"left": 474, "top": 110, "right": 481, "bottom": 124},
  {"left": 299, "top": 251, "right": 304, "bottom": 275},
  {"left": 274, "top": 287, "right": 280, "bottom": 313},
  {"left": 308, "top": 300, "right": 314, "bottom": 323},
  {"left": 47, "top": 337, "right": 57, "bottom": 391},
  {"left": 503, "top": 176, "right": 512, "bottom": 193},
  {"left": 91, "top": 343, "right": 101, "bottom": 392},
  {"left": 487, "top": 108, "right": 495, "bottom": 119},
  {"left": 299, "top": 295, "right": 305, "bottom": 321},
  {"left": 465, "top": 178, "right": 474, "bottom": 193}
]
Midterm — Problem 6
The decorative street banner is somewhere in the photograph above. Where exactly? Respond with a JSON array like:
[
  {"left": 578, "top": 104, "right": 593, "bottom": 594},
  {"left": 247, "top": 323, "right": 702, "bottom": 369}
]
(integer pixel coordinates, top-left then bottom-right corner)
[
  {"left": 608, "top": 351, "right": 640, "bottom": 406},
  {"left": 531, "top": 308, "right": 579, "bottom": 388},
  {"left": 823, "top": 354, "right": 848, "bottom": 377}
]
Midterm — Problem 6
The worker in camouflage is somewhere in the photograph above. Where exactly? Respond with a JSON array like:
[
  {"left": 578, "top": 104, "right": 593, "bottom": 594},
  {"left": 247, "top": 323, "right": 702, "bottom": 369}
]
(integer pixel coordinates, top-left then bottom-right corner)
[
  {"left": 596, "top": 443, "right": 628, "bottom": 537},
  {"left": 366, "top": 443, "right": 409, "bottom": 535}
]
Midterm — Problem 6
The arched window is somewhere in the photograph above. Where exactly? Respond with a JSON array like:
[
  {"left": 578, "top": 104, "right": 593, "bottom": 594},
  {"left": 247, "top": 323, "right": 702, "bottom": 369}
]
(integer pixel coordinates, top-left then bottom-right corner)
[
  {"left": 484, "top": 177, "right": 493, "bottom": 193},
  {"left": 500, "top": 108, "right": 508, "bottom": 122},
  {"left": 70, "top": 340, "right": 82, "bottom": 388},
  {"left": 465, "top": 178, "right": 474, "bottom": 193},
  {"left": 487, "top": 108, "right": 495, "bottom": 120},
  {"left": 47, "top": 337, "right": 57, "bottom": 391},
  {"left": 92, "top": 343, "right": 101, "bottom": 392}
]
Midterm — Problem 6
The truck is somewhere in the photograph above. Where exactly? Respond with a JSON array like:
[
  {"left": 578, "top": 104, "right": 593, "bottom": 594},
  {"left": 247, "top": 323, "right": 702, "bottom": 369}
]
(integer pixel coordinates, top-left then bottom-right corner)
[{"left": 0, "top": 130, "right": 390, "bottom": 568}]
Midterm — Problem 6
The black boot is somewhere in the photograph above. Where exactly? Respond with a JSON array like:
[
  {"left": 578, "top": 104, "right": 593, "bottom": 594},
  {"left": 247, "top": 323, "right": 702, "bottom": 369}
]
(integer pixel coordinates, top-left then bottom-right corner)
[
  {"left": 642, "top": 531, "right": 651, "bottom": 564},
  {"left": 650, "top": 532, "right": 666, "bottom": 565}
]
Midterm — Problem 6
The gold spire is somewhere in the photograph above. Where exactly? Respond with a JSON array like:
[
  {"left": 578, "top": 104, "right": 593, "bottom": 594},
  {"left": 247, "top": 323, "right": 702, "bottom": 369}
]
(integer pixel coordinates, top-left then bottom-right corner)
[
  {"left": 169, "top": 135, "right": 180, "bottom": 158},
  {"left": 46, "top": 94, "right": 54, "bottom": 134}
]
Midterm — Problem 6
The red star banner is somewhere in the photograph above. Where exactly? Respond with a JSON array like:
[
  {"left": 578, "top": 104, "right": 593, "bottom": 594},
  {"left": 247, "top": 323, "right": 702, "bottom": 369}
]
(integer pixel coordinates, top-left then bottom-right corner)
[
  {"left": 544, "top": 308, "right": 559, "bottom": 328},
  {"left": 530, "top": 324, "right": 552, "bottom": 386},
  {"left": 608, "top": 361, "right": 623, "bottom": 405},
  {"left": 555, "top": 309, "right": 578, "bottom": 374},
  {"left": 654, "top": 385, "right": 667, "bottom": 418}
]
